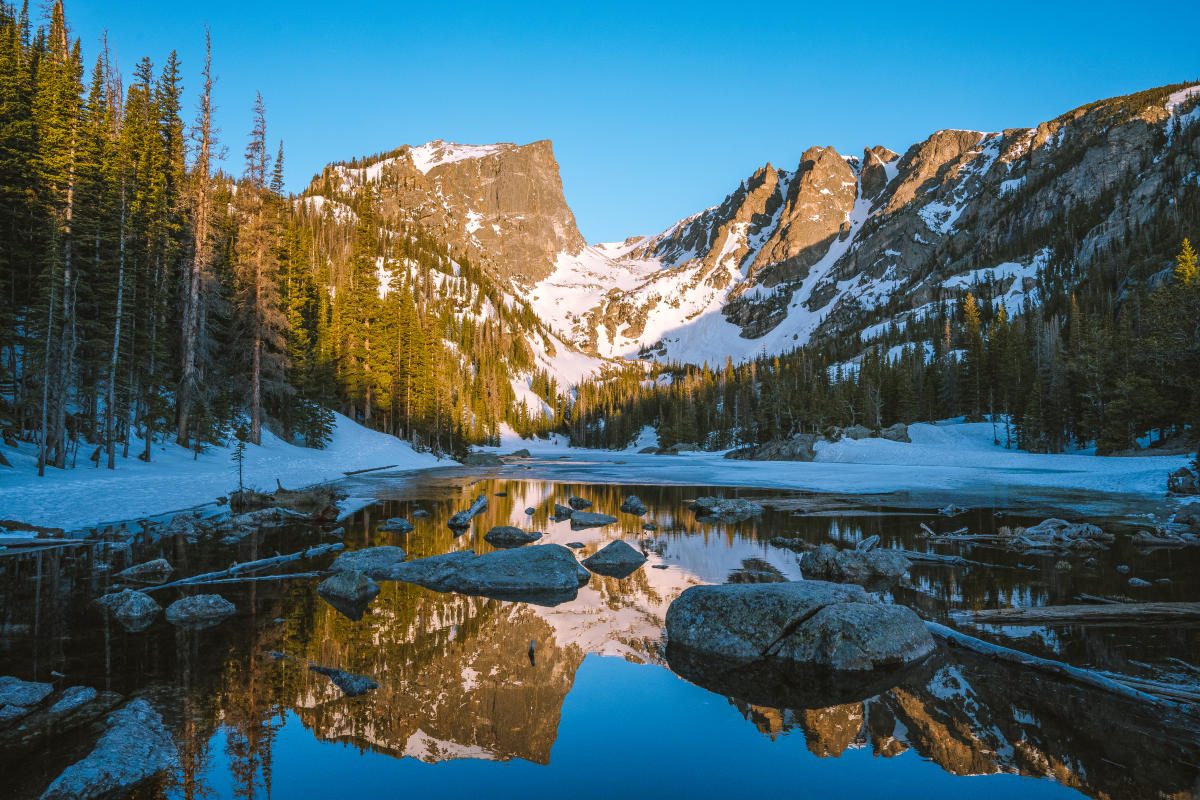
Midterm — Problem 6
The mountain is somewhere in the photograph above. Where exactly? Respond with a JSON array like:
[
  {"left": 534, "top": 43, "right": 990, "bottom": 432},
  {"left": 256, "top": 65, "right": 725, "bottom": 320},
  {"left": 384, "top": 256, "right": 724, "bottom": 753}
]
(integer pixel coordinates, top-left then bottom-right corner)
[{"left": 305, "top": 81, "right": 1200, "bottom": 380}]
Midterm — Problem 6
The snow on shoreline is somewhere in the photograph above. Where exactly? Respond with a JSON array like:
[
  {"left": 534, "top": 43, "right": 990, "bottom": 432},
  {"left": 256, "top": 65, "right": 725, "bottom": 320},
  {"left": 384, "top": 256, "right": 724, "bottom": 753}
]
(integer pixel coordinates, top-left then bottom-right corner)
[{"left": 0, "top": 412, "right": 447, "bottom": 532}]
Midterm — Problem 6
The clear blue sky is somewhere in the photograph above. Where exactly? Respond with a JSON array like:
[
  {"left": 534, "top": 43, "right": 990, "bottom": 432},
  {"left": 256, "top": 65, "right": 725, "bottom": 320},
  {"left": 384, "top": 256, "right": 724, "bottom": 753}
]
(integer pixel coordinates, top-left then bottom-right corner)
[{"left": 64, "top": 0, "right": 1200, "bottom": 243}]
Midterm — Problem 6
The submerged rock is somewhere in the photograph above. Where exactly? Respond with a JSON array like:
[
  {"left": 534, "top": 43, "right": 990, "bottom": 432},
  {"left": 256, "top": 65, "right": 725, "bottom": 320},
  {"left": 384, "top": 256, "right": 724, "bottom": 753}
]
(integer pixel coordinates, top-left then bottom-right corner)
[
  {"left": 483, "top": 526, "right": 542, "bottom": 548},
  {"left": 642, "top": 522, "right": 658, "bottom": 531},
  {"left": 164, "top": 594, "right": 236, "bottom": 629},
  {"left": 115, "top": 558, "right": 174, "bottom": 583},
  {"left": 39, "top": 698, "right": 176, "bottom": 800},
  {"left": 386, "top": 544, "right": 590, "bottom": 605},
  {"left": 96, "top": 589, "right": 161, "bottom": 632},
  {"left": 665, "top": 581, "right": 935, "bottom": 672},
  {"left": 770, "top": 537, "right": 814, "bottom": 553},
  {"left": 379, "top": 517, "right": 414, "bottom": 533},
  {"left": 309, "top": 666, "right": 379, "bottom": 697},
  {"left": 567, "top": 496, "right": 593, "bottom": 510},
  {"left": 692, "top": 496, "right": 763, "bottom": 523},
  {"left": 801, "top": 544, "right": 911, "bottom": 586},
  {"left": 329, "top": 546, "right": 406, "bottom": 578},
  {"left": 569, "top": 511, "right": 618, "bottom": 530},
  {"left": 582, "top": 540, "right": 647, "bottom": 578},
  {"left": 525, "top": 507, "right": 536, "bottom": 515},
  {"left": 619, "top": 495, "right": 648, "bottom": 515}
]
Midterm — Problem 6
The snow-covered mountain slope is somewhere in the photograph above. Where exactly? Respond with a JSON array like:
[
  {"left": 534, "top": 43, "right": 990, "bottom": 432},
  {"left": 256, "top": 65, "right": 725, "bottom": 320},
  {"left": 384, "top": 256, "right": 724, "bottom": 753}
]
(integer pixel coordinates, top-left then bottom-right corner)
[{"left": 309, "top": 81, "right": 1200, "bottom": 376}]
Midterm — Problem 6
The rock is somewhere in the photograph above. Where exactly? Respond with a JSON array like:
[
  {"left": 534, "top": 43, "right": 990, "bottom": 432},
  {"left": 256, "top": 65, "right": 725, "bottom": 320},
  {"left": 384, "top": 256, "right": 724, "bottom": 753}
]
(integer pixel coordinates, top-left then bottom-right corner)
[
  {"left": 801, "top": 544, "right": 911, "bottom": 586},
  {"left": 115, "top": 558, "right": 173, "bottom": 583},
  {"left": 724, "top": 434, "right": 818, "bottom": 462},
  {"left": 411, "top": 509, "right": 430, "bottom": 519},
  {"left": 379, "top": 517, "right": 414, "bottom": 533},
  {"left": 665, "top": 581, "right": 935, "bottom": 672},
  {"left": 726, "top": 558, "right": 788, "bottom": 584},
  {"left": 566, "top": 542, "right": 584, "bottom": 549},
  {"left": 308, "top": 666, "right": 379, "bottom": 697},
  {"left": 642, "top": 522, "right": 658, "bottom": 531},
  {"left": 567, "top": 495, "right": 593, "bottom": 510},
  {"left": 507, "top": 448, "right": 532, "bottom": 458},
  {"left": 317, "top": 570, "right": 380, "bottom": 603},
  {"left": 525, "top": 507, "right": 536, "bottom": 515},
  {"left": 1054, "top": 559, "right": 1072, "bottom": 571},
  {"left": 770, "top": 537, "right": 814, "bottom": 553},
  {"left": 1129, "top": 577, "right": 1152, "bottom": 588},
  {"left": 462, "top": 452, "right": 503, "bottom": 466},
  {"left": 569, "top": 511, "right": 618, "bottom": 530},
  {"left": 164, "top": 594, "right": 236, "bottom": 629},
  {"left": 637, "top": 447, "right": 658, "bottom": 454},
  {"left": 1174, "top": 502, "right": 1200, "bottom": 528},
  {"left": 329, "top": 546, "right": 406, "bottom": 578},
  {"left": 39, "top": 698, "right": 176, "bottom": 800},
  {"left": 692, "top": 496, "right": 763, "bottom": 523},
  {"left": 939, "top": 504, "right": 967, "bottom": 517},
  {"left": 386, "top": 544, "right": 590, "bottom": 605},
  {"left": 483, "top": 526, "right": 543, "bottom": 547},
  {"left": 48, "top": 686, "right": 98, "bottom": 715},
  {"left": 552, "top": 504, "right": 573, "bottom": 521},
  {"left": 619, "top": 495, "right": 648, "bottom": 515},
  {"left": 1116, "top": 564, "right": 1131, "bottom": 574},
  {"left": 230, "top": 483, "right": 346, "bottom": 517},
  {"left": 96, "top": 589, "right": 161, "bottom": 632},
  {"left": 1168, "top": 467, "right": 1199, "bottom": 495},
  {"left": 0, "top": 676, "right": 53, "bottom": 721},
  {"left": 448, "top": 494, "right": 488, "bottom": 529},
  {"left": 840, "top": 424, "right": 873, "bottom": 440},
  {"left": 881, "top": 422, "right": 910, "bottom": 443},
  {"left": 582, "top": 540, "right": 647, "bottom": 578},
  {"left": 658, "top": 443, "right": 701, "bottom": 455}
]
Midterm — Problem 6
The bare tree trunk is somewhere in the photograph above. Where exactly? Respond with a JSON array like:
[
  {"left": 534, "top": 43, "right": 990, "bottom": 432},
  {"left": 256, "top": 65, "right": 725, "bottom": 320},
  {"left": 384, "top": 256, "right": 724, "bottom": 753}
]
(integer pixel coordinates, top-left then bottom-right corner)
[
  {"left": 37, "top": 264, "right": 55, "bottom": 477},
  {"left": 106, "top": 188, "right": 126, "bottom": 469}
]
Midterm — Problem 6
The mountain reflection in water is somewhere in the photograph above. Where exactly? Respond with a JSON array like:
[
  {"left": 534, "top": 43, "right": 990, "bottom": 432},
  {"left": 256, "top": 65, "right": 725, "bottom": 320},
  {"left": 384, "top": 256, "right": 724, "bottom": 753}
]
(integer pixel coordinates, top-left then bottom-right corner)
[{"left": 0, "top": 475, "right": 1197, "bottom": 799}]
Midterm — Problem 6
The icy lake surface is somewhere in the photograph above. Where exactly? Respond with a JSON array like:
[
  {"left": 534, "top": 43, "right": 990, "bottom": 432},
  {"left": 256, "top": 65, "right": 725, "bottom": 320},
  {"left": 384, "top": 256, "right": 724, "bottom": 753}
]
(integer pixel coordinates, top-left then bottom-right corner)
[{"left": 1, "top": 462, "right": 1198, "bottom": 799}]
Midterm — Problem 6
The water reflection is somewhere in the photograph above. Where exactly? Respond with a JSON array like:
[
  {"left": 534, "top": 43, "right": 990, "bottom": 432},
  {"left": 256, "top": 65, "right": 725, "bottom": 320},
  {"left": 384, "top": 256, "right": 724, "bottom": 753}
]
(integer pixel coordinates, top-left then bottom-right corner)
[{"left": 0, "top": 475, "right": 1197, "bottom": 799}]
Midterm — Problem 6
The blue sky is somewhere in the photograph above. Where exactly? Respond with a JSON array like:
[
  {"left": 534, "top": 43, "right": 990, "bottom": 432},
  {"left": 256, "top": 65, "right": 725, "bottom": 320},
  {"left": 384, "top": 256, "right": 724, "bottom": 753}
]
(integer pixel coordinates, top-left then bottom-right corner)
[{"left": 64, "top": 1, "right": 1200, "bottom": 242}]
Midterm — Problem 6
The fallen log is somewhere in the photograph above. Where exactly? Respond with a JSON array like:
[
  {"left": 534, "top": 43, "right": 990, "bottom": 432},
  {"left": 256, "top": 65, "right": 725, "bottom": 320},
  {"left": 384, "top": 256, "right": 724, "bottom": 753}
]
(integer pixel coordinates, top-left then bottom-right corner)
[
  {"left": 143, "top": 543, "right": 344, "bottom": 592},
  {"left": 955, "top": 602, "right": 1200, "bottom": 626},
  {"left": 163, "top": 571, "right": 326, "bottom": 587},
  {"left": 926, "top": 621, "right": 1195, "bottom": 712},
  {"left": 899, "top": 549, "right": 1035, "bottom": 571}
]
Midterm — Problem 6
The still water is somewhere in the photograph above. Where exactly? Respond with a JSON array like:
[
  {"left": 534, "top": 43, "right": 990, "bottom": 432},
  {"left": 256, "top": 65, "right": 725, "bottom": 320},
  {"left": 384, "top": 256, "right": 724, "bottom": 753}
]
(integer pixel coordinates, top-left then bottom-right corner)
[{"left": 2, "top": 469, "right": 1198, "bottom": 799}]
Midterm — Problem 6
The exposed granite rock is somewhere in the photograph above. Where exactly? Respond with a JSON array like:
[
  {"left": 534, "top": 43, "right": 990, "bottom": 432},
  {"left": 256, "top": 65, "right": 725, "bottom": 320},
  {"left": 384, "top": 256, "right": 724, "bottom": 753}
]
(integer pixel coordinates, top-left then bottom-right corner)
[
  {"left": 483, "top": 526, "right": 543, "bottom": 548},
  {"left": 581, "top": 540, "right": 647, "bottom": 578},
  {"left": 801, "top": 544, "right": 911, "bottom": 586},
  {"left": 318, "top": 570, "right": 380, "bottom": 604},
  {"left": 725, "top": 435, "right": 818, "bottom": 462},
  {"left": 164, "top": 594, "right": 236, "bottom": 629},
  {"left": 379, "top": 517, "right": 415, "bottom": 533},
  {"left": 385, "top": 545, "right": 590, "bottom": 605},
  {"left": 569, "top": 511, "right": 618, "bottom": 530},
  {"left": 96, "top": 589, "right": 161, "bottom": 632},
  {"left": 462, "top": 452, "right": 503, "bottom": 467},
  {"left": 567, "top": 496, "right": 593, "bottom": 510},
  {"left": 115, "top": 558, "right": 173, "bottom": 583},
  {"left": 619, "top": 495, "right": 648, "bottom": 515},
  {"left": 692, "top": 496, "right": 764, "bottom": 522},
  {"left": 329, "top": 546, "right": 407, "bottom": 578}
]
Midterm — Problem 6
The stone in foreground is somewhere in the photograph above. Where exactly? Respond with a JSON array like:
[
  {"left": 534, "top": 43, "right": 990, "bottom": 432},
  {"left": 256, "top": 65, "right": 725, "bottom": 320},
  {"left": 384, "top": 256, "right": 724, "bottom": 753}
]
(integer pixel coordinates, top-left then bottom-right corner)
[
  {"left": 0, "top": 675, "right": 53, "bottom": 722},
  {"left": 619, "top": 495, "right": 648, "bottom": 515},
  {"left": 483, "top": 526, "right": 543, "bottom": 548},
  {"left": 386, "top": 544, "right": 590, "bottom": 605},
  {"left": 39, "top": 698, "right": 176, "bottom": 800},
  {"left": 567, "top": 495, "right": 593, "bottom": 510},
  {"left": 569, "top": 511, "right": 618, "bottom": 530},
  {"left": 665, "top": 581, "right": 935, "bottom": 672},
  {"left": 309, "top": 666, "right": 379, "bottom": 697},
  {"left": 582, "top": 540, "right": 647, "bottom": 578},
  {"left": 164, "top": 594, "right": 236, "bottom": 629},
  {"left": 801, "top": 544, "right": 911, "bottom": 585},
  {"left": 329, "top": 546, "right": 406, "bottom": 578}
]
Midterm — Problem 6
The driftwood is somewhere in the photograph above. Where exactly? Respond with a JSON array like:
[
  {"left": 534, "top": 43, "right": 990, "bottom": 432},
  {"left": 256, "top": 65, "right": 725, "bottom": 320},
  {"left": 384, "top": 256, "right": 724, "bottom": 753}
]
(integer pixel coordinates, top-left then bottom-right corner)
[
  {"left": 899, "top": 549, "right": 1035, "bottom": 571},
  {"left": 164, "top": 571, "right": 326, "bottom": 587},
  {"left": 143, "top": 543, "right": 344, "bottom": 592},
  {"left": 926, "top": 621, "right": 1196, "bottom": 712},
  {"left": 448, "top": 494, "right": 488, "bottom": 528},
  {"left": 342, "top": 464, "right": 400, "bottom": 476},
  {"left": 956, "top": 602, "right": 1200, "bottom": 626}
]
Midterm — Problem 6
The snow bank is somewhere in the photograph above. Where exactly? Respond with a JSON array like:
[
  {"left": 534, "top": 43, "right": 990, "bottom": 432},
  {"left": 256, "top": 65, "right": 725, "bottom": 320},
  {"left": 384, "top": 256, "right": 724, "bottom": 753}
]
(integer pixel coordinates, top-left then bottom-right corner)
[{"left": 0, "top": 413, "right": 446, "bottom": 531}]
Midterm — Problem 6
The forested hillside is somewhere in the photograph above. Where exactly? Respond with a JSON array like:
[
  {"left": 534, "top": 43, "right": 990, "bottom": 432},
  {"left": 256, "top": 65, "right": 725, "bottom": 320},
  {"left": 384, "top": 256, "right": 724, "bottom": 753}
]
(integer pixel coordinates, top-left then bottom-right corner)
[{"left": 0, "top": 2, "right": 562, "bottom": 476}]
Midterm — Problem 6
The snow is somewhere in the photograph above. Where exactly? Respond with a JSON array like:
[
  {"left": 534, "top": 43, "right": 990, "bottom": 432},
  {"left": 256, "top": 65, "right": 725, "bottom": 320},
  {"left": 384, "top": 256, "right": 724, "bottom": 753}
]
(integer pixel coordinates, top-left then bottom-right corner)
[
  {"left": 0, "top": 413, "right": 447, "bottom": 532},
  {"left": 1165, "top": 84, "right": 1200, "bottom": 116},
  {"left": 408, "top": 141, "right": 506, "bottom": 174}
]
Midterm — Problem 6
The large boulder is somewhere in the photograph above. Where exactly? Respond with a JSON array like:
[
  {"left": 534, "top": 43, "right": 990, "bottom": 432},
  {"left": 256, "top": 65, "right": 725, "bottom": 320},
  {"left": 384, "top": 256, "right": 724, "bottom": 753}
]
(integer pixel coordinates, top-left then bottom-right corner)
[
  {"left": 115, "top": 558, "right": 173, "bottom": 583},
  {"left": 329, "top": 546, "right": 406, "bottom": 578},
  {"left": 1168, "top": 467, "right": 1199, "bottom": 495},
  {"left": 665, "top": 581, "right": 935, "bottom": 672},
  {"left": 483, "top": 526, "right": 542, "bottom": 548},
  {"left": 692, "top": 496, "right": 763, "bottom": 523},
  {"left": 318, "top": 570, "right": 380, "bottom": 603},
  {"left": 39, "top": 698, "right": 176, "bottom": 800},
  {"left": 96, "top": 589, "right": 161, "bottom": 632},
  {"left": 164, "top": 594, "right": 236, "bottom": 629},
  {"left": 619, "top": 495, "right": 648, "bottom": 515},
  {"left": 725, "top": 434, "right": 819, "bottom": 462},
  {"left": 801, "top": 544, "right": 911, "bottom": 585},
  {"left": 582, "top": 540, "right": 647, "bottom": 578},
  {"left": 386, "top": 545, "right": 590, "bottom": 605},
  {"left": 1174, "top": 502, "right": 1200, "bottom": 529},
  {"left": 567, "top": 496, "right": 593, "bottom": 510},
  {"left": 569, "top": 511, "right": 618, "bottom": 530},
  {"left": 461, "top": 452, "right": 503, "bottom": 467},
  {"left": 0, "top": 676, "right": 53, "bottom": 722},
  {"left": 552, "top": 504, "right": 574, "bottom": 521}
]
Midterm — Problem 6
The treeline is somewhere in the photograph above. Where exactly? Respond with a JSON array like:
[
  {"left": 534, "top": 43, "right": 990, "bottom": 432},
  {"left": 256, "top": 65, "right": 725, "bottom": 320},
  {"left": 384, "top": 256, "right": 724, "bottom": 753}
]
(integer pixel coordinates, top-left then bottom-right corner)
[
  {"left": 0, "top": 2, "right": 551, "bottom": 474},
  {"left": 567, "top": 238, "right": 1200, "bottom": 459}
]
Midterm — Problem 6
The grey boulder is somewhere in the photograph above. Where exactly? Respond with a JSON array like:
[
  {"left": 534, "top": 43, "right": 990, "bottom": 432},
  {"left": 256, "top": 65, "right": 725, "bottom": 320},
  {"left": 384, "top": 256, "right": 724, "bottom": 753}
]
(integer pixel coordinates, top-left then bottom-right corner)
[
  {"left": 461, "top": 452, "right": 503, "bottom": 466},
  {"left": 329, "top": 546, "right": 406, "bottom": 578},
  {"left": 379, "top": 517, "right": 414, "bottom": 533},
  {"left": 582, "top": 540, "right": 647, "bottom": 578},
  {"left": 115, "top": 558, "right": 174, "bottom": 583},
  {"left": 692, "top": 496, "right": 763, "bottom": 523},
  {"left": 1174, "top": 502, "right": 1200, "bottom": 528},
  {"left": 552, "top": 504, "right": 573, "bottom": 521},
  {"left": 619, "top": 495, "right": 648, "bottom": 515},
  {"left": 569, "top": 511, "right": 618, "bottom": 530},
  {"left": 39, "top": 698, "right": 176, "bottom": 800},
  {"left": 386, "top": 544, "right": 590, "bottom": 605},
  {"left": 164, "top": 594, "right": 236, "bottom": 629},
  {"left": 97, "top": 589, "right": 162, "bottom": 632},
  {"left": 665, "top": 580, "right": 935, "bottom": 672},
  {"left": 567, "top": 496, "right": 593, "bottom": 510},
  {"left": 801, "top": 544, "right": 911, "bottom": 585},
  {"left": 0, "top": 675, "right": 53, "bottom": 722},
  {"left": 483, "top": 526, "right": 543, "bottom": 548},
  {"left": 318, "top": 570, "right": 380, "bottom": 603}
]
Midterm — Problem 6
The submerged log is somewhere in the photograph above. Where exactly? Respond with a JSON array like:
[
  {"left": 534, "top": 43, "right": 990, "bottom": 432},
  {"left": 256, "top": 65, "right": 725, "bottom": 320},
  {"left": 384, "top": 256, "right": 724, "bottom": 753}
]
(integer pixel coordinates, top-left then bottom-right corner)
[
  {"left": 143, "top": 543, "right": 344, "bottom": 592},
  {"left": 956, "top": 602, "right": 1200, "bottom": 626},
  {"left": 926, "top": 621, "right": 1197, "bottom": 712}
]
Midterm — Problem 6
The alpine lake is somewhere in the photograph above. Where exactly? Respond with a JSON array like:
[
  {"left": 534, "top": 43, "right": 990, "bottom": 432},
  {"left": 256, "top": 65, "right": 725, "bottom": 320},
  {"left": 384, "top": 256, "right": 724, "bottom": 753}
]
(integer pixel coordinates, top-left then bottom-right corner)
[{"left": 2, "top": 453, "right": 1199, "bottom": 800}]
